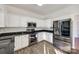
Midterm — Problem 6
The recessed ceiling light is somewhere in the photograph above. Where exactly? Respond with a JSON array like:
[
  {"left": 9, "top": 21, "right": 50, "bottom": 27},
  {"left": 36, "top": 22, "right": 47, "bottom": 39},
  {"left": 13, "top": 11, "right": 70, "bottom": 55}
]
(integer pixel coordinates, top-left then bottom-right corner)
[{"left": 37, "top": 4, "right": 43, "bottom": 6}]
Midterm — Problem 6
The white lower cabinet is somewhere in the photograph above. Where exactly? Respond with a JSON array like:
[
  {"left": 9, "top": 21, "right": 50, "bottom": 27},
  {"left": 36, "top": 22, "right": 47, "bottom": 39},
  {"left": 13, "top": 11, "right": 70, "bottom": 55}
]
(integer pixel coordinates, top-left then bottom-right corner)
[
  {"left": 15, "top": 36, "right": 22, "bottom": 51},
  {"left": 14, "top": 35, "right": 29, "bottom": 51},
  {"left": 37, "top": 32, "right": 53, "bottom": 43},
  {"left": 37, "top": 32, "right": 45, "bottom": 42},
  {"left": 21, "top": 35, "right": 29, "bottom": 48}
]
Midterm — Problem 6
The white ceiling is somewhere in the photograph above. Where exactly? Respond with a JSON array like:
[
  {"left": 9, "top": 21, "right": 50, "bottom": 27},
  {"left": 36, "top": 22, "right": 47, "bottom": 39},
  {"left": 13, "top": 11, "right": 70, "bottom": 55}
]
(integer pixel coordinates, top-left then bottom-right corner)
[{"left": 8, "top": 4, "right": 70, "bottom": 16}]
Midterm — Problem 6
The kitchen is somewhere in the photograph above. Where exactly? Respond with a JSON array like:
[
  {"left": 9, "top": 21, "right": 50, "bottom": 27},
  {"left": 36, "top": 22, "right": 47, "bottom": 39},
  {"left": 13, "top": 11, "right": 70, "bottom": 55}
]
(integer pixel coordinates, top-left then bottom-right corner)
[{"left": 0, "top": 4, "right": 79, "bottom": 54}]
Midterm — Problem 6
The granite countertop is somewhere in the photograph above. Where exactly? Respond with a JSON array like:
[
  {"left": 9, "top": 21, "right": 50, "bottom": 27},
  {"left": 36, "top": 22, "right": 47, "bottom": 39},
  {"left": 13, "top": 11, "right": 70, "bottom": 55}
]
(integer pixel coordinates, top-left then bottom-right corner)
[{"left": 0, "top": 30, "right": 53, "bottom": 37}]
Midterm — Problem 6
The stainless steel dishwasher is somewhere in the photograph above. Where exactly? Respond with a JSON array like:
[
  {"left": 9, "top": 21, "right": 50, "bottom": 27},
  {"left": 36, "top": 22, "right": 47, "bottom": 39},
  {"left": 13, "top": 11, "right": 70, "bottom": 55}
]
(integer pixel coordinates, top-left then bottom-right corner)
[{"left": 0, "top": 36, "right": 14, "bottom": 54}]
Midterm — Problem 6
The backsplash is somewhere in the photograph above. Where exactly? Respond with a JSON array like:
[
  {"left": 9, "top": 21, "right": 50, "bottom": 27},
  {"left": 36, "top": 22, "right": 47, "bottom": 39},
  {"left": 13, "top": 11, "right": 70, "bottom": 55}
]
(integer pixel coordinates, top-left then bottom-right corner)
[{"left": 0, "top": 27, "right": 26, "bottom": 33}]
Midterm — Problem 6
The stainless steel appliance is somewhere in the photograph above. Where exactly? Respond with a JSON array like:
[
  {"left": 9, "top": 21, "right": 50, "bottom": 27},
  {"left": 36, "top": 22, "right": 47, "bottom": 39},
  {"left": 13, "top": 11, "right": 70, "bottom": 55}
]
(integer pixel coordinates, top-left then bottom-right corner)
[
  {"left": 0, "top": 36, "right": 14, "bottom": 54},
  {"left": 53, "top": 18, "right": 71, "bottom": 53},
  {"left": 61, "top": 19, "right": 71, "bottom": 37},
  {"left": 53, "top": 21, "right": 60, "bottom": 35},
  {"left": 27, "top": 22, "right": 37, "bottom": 45}
]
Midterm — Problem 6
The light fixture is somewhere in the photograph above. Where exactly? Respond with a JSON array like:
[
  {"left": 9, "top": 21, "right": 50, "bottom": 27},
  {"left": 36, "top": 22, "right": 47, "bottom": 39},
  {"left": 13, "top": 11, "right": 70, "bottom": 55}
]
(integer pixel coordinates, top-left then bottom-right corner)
[{"left": 37, "top": 4, "right": 43, "bottom": 6}]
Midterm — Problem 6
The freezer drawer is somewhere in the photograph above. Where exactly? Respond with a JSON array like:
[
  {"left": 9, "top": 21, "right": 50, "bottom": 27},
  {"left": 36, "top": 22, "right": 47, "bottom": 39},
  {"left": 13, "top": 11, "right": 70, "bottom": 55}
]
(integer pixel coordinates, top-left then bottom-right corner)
[{"left": 54, "top": 39, "right": 71, "bottom": 53}]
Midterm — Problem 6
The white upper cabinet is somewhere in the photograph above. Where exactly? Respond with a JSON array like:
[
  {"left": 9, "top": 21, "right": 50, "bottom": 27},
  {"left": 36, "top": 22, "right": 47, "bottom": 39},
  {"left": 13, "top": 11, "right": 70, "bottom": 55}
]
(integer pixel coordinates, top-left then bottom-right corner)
[
  {"left": 0, "top": 7, "right": 5, "bottom": 27},
  {"left": 20, "top": 16, "right": 27, "bottom": 27},
  {"left": 6, "top": 13, "right": 21, "bottom": 27},
  {"left": 0, "top": 5, "right": 48, "bottom": 28}
]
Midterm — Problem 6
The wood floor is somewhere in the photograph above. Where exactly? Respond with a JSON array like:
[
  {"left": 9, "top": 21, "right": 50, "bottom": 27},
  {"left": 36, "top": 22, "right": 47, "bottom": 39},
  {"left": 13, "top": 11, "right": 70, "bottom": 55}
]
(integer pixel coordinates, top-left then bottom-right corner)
[{"left": 15, "top": 40, "right": 56, "bottom": 54}]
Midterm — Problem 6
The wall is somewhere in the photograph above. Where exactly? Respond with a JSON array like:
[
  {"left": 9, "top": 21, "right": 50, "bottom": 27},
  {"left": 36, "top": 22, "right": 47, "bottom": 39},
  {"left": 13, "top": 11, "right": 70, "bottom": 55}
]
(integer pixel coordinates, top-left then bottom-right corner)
[{"left": 74, "top": 15, "right": 79, "bottom": 37}]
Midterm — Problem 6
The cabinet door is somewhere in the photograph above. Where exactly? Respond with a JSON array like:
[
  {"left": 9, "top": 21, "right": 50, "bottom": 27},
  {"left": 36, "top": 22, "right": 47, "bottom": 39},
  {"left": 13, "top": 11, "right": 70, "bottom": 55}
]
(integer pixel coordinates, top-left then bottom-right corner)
[
  {"left": 46, "top": 33, "right": 53, "bottom": 43},
  {"left": 0, "top": 9, "right": 5, "bottom": 27},
  {"left": 37, "top": 33, "right": 44, "bottom": 42},
  {"left": 20, "top": 16, "right": 27, "bottom": 27},
  {"left": 14, "top": 35, "right": 29, "bottom": 51},
  {"left": 15, "top": 36, "right": 22, "bottom": 50},
  {"left": 21, "top": 35, "right": 29, "bottom": 48},
  {"left": 6, "top": 13, "right": 20, "bottom": 27}
]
